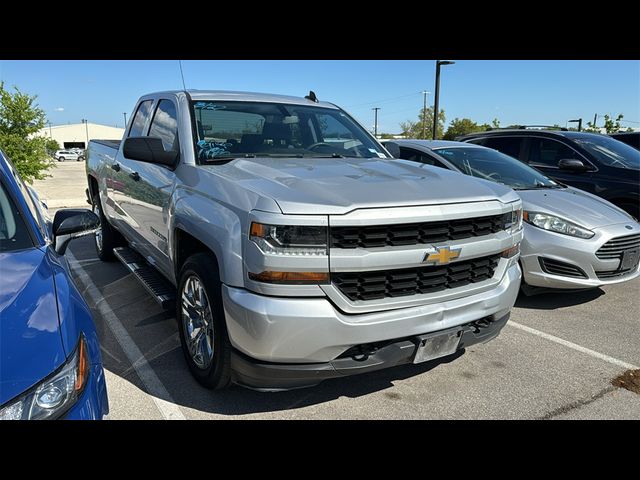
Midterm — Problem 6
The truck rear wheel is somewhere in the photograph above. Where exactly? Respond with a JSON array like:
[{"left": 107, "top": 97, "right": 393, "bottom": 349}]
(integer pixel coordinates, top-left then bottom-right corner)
[
  {"left": 177, "top": 253, "right": 232, "bottom": 390},
  {"left": 92, "top": 194, "right": 123, "bottom": 261}
]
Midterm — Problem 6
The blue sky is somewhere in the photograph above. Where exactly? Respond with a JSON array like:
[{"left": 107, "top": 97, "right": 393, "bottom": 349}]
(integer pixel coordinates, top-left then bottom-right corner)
[{"left": 1, "top": 60, "right": 638, "bottom": 133}]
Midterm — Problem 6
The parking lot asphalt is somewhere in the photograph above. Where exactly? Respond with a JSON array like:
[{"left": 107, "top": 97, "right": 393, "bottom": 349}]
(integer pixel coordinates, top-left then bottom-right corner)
[{"left": 63, "top": 234, "right": 640, "bottom": 420}]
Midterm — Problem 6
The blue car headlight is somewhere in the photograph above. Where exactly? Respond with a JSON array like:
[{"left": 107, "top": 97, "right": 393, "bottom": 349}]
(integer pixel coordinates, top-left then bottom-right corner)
[{"left": 0, "top": 335, "right": 90, "bottom": 420}]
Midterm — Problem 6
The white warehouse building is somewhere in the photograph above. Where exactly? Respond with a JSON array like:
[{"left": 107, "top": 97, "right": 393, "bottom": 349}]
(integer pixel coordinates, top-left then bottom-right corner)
[{"left": 38, "top": 123, "right": 125, "bottom": 150}]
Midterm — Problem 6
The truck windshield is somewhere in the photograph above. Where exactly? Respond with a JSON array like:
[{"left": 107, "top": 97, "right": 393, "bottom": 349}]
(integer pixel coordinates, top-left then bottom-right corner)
[
  {"left": 573, "top": 136, "right": 640, "bottom": 170},
  {"left": 433, "top": 147, "right": 560, "bottom": 190},
  {"left": 191, "top": 101, "right": 388, "bottom": 161}
]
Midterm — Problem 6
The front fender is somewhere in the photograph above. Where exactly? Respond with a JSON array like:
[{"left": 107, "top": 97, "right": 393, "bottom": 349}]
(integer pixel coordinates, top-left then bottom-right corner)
[
  {"left": 47, "top": 248, "right": 103, "bottom": 366},
  {"left": 170, "top": 188, "right": 244, "bottom": 287}
]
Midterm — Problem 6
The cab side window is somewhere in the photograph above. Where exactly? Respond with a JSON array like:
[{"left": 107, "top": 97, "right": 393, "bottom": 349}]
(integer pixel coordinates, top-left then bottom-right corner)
[
  {"left": 128, "top": 100, "right": 153, "bottom": 137},
  {"left": 481, "top": 137, "right": 524, "bottom": 160},
  {"left": 148, "top": 100, "right": 179, "bottom": 153},
  {"left": 528, "top": 138, "right": 581, "bottom": 168}
]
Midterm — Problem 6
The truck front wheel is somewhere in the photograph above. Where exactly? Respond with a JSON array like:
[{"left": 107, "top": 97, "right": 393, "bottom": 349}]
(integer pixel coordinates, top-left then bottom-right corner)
[
  {"left": 177, "top": 253, "right": 232, "bottom": 390},
  {"left": 92, "top": 194, "right": 123, "bottom": 261}
]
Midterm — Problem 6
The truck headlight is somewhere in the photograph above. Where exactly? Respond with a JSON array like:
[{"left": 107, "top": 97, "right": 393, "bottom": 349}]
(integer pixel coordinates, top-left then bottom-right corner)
[
  {"left": 523, "top": 211, "right": 594, "bottom": 239},
  {"left": 250, "top": 222, "right": 328, "bottom": 256},
  {"left": 0, "top": 335, "right": 90, "bottom": 420}
]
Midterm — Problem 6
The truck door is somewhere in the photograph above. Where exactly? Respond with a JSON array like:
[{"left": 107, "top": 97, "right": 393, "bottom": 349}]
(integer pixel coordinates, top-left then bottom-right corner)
[
  {"left": 110, "top": 99, "right": 154, "bottom": 237},
  {"left": 122, "top": 98, "right": 179, "bottom": 279}
]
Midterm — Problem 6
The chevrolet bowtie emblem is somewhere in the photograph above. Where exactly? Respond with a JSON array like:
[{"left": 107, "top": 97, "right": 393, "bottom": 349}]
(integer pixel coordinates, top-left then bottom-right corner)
[{"left": 423, "top": 246, "right": 461, "bottom": 265}]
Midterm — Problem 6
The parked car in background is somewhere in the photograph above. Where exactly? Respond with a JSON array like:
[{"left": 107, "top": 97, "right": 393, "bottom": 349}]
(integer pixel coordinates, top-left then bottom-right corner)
[
  {"left": 0, "top": 149, "right": 108, "bottom": 419},
  {"left": 54, "top": 150, "right": 84, "bottom": 162},
  {"left": 86, "top": 90, "right": 524, "bottom": 391},
  {"left": 383, "top": 140, "right": 640, "bottom": 293},
  {"left": 609, "top": 131, "right": 640, "bottom": 150},
  {"left": 457, "top": 129, "right": 640, "bottom": 220}
]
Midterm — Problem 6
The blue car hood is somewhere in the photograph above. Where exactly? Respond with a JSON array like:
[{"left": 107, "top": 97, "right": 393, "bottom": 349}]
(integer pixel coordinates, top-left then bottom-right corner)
[{"left": 0, "top": 247, "right": 66, "bottom": 406}]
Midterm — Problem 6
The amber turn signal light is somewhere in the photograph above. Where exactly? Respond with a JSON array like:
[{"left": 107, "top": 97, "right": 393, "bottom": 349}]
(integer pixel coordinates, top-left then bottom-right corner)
[
  {"left": 501, "top": 244, "right": 520, "bottom": 258},
  {"left": 248, "top": 271, "right": 329, "bottom": 284}
]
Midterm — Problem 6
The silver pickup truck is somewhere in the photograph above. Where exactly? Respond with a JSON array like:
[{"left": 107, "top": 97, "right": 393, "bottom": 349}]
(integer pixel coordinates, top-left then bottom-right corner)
[{"left": 86, "top": 90, "right": 523, "bottom": 390}]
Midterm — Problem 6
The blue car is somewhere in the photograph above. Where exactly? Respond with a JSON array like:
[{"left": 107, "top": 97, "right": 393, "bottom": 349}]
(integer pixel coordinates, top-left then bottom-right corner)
[{"left": 0, "top": 150, "right": 108, "bottom": 419}]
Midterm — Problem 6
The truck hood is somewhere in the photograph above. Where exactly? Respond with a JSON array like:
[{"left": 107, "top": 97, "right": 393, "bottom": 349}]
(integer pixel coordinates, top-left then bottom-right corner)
[
  {"left": 208, "top": 157, "right": 518, "bottom": 214},
  {"left": 518, "top": 187, "right": 636, "bottom": 229},
  {"left": 0, "top": 248, "right": 66, "bottom": 406}
]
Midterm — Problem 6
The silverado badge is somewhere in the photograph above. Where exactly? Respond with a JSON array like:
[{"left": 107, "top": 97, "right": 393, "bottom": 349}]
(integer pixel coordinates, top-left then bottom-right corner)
[{"left": 423, "top": 246, "right": 461, "bottom": 265}]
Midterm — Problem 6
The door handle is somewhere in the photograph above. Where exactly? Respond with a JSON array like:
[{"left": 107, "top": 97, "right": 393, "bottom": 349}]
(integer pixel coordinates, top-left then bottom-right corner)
[
  {"left": 111, "top": 163, "right": 121, "bottom": 172},
  {"left": 129, "top": 172, "right": 140, "bottom": 181}
]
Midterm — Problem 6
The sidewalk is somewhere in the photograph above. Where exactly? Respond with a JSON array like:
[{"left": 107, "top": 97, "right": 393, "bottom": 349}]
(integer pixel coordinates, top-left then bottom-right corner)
[{"left": 32, "top": 161, "right": 89, "bottom": 208}]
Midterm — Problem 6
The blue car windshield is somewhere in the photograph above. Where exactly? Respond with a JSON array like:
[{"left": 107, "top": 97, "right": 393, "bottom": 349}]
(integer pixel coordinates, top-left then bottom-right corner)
[
  {"left": 433, "top": 147, "right": 559, "bottom": 190},
  {"left": 191, "top": 101, "right": 388, "bottom": 161},
  {"left": 0, "top": 181, "right": 34, "bottom": 252},
  {"left": 573, "top": 136, "right": 640, "bottom": 170}
]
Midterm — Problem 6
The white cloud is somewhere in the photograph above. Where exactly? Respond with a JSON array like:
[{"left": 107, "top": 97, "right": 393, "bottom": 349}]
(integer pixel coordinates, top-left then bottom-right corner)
[{"left": 54, "top": 107, "right": 64, "bottom": 112}]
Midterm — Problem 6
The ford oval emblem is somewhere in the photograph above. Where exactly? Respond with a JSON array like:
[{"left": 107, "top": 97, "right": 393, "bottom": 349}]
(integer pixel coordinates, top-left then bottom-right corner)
[{"left": 626, "top": 225, "right": 633, "bottom": 230}]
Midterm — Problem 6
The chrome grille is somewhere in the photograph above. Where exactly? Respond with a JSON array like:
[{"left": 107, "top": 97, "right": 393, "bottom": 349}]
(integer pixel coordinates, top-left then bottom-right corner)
[
  {"left": 330, "top": 213, "right": 510, "bottom": 249},
  {"left": 332, "top": 254, "right": 501, "bottom": 301},
  {"left": 596, "top": 234, "right": 640, "bottom": 260}
]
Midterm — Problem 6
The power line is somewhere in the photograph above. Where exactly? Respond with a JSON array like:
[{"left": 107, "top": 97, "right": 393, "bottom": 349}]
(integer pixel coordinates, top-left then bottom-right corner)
[{"left": 619, "top": 119, "right": 640, "bottom": 124}]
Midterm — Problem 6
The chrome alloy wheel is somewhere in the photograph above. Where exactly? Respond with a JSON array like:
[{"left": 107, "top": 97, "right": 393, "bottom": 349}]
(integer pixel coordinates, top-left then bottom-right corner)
[
  {"left": 93, "top": 202, "right": 103, "bottom": 251},
  {"left": 181, "top": 275, "right": 214, "bottom": 369}
]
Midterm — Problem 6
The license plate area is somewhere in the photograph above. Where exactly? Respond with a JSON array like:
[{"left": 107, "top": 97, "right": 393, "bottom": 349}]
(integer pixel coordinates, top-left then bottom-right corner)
[
  {"left": 413, "top": 329, "right": 462, "bottom": 364},
  {"left": 621, "top": 248, "right": 640, "bottom": 271}
]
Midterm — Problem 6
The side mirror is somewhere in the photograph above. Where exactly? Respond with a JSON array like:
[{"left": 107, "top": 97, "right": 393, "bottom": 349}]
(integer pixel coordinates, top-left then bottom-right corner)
[
  {"left": 383, "top": 141, "right": 401, "bottom": 159},
  {"left": 123, "top": 137, "right": 178, "bottom": 167},
  {"left": 53, "top": 209, "right": 100, "bottom": 255},
  {"left": 558, "top": 158, "right": 589, "bottom": 172}
]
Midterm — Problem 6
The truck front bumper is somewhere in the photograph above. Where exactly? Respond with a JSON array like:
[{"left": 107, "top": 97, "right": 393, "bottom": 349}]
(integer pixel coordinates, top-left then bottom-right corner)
[{"left": 222, "top": 263, "right": 521, "bottom": 388}]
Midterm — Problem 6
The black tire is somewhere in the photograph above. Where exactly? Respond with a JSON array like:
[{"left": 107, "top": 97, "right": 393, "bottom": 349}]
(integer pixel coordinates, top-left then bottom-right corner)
[
  {"left": 77, "top": 156, "right": 85, "bottom": 162},
  {"left": 59, "top": 157, "right": 65, "bottom": 162},
  {"left": 177, "top": 253, "right": 232, "bottom": 390},
  {"left": 92, "top": 193, "right": 123, "bottom": 261}
]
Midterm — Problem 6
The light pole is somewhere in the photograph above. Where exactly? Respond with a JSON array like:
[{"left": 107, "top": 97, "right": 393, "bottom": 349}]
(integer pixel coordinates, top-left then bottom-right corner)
[
  {"left": 568, "top": 118, "right": 582, "bottom": 131},
  {"left": 48, "top": 122, "right": 52, "bottom": 137},
  {"left": 123, "top": 112, "right": 128, "bottom": 127},
  {"left": 433, "top": 60, "right": 455, "bottom": 140},
  {"left": 422, "top": 91, "right": 431, "bottom": 139},
  {"left": 372, "top": 107, "right": 380, "bottom": 137},
  {"left": 81, "top": 119, "right": 89, "bottom": 148}
]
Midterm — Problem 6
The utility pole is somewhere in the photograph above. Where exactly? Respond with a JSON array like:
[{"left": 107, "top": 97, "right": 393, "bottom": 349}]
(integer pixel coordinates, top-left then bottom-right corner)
[
  {"left": 422, "top": 91, "right": 430, "bottom": 138},
  {"left": 593, "top": 113, "right": 598, "bottom": 128},
  {"left": 81, "top": 119, "right": 89, "bottom": 147},
  {"left": 48, "top": 122, "right": 52, "bottom": 137},
  {"left": 433, "top": 60, "right": 455, "bottom": 140},
  {"left": 123, "top": 112, "right": 128, "bottom": 127},
  {"left": 372, "top": 107, "right": 380, "bottom": 138}
]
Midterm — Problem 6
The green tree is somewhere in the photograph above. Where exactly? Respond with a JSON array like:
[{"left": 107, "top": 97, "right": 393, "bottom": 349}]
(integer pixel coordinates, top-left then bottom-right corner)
[
  {"left": 443, "top": 118, "right": 486, "bottom": 140},
  {"left": 584, "top": 113, "right": 625, "bottom": 134},
  {"left": 45, "top": 138, "right": 60, "bottom": 155},
  {"left": 400, "top": 107, "right": 446, "bottom": 139},
  {"left": 0, "top": 82, "right": 53, "bottom": 183}
]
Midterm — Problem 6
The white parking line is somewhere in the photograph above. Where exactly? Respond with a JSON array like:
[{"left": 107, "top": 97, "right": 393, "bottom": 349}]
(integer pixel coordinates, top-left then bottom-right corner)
[
  {"left": 508, "top": 321, "right": 639, "bottom": 370},
  {"left": 67, "top": 251, "right": 186, "bottom": 420}
]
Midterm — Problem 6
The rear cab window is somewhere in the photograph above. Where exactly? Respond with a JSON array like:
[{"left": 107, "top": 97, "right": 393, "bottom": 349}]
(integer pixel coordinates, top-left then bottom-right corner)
[{"left": 128, "top": 100, "right": 153, "bottom": 137}]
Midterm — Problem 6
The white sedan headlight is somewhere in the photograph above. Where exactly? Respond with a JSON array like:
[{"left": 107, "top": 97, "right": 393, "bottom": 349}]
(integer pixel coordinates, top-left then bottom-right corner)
[{"left": 523, "top": 211, "right": 594, "bottom": 239}]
